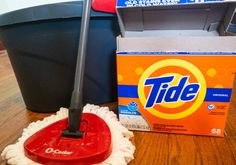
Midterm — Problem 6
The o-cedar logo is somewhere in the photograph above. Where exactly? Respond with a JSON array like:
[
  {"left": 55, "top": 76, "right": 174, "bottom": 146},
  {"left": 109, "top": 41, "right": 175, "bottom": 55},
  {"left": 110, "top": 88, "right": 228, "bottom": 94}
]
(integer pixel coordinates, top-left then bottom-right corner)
[{"left": 138, "top": 59, "right": 206, "bottom": 120}]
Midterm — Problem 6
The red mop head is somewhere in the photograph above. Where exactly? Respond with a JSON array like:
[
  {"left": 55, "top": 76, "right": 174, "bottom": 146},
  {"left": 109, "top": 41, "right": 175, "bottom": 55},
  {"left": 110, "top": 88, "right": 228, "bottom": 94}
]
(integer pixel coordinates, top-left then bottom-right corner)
[
  {"left": 24, "top": 113, "right": 112, "bottom": 165},
  {"left": 92, "top": 0, "right": 116, "bottom": 13},
  {"left": 2, "top": 105, "right": 135, "bottom": 165}
]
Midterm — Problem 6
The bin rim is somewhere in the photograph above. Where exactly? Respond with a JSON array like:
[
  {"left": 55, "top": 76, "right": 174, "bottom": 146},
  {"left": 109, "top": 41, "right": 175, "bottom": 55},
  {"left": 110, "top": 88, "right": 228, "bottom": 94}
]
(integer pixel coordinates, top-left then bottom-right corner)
[{"left": 0, "top": 1, "right": 115, "bottom": 27}]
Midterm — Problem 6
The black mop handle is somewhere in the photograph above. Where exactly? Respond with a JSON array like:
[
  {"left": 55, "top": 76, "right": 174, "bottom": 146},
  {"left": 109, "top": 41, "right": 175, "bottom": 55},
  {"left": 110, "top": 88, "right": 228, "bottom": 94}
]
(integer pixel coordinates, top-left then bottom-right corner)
[{"left": 63, "top": 0, "right": 92, "bottom": 138}]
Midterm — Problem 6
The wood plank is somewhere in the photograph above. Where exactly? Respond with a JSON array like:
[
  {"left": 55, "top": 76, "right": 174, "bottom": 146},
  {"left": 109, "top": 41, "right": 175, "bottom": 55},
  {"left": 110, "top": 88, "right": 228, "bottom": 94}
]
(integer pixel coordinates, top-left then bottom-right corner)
[{"left": 0, "top": 41, "right": 4, "bottom": 51}]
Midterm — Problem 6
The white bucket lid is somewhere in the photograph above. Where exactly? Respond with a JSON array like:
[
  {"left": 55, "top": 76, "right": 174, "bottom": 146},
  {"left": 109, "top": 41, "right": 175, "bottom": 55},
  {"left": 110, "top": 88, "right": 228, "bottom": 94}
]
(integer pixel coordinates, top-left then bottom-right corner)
[{"left": 0, "top": 0, "right": 80, "bottom": 15}]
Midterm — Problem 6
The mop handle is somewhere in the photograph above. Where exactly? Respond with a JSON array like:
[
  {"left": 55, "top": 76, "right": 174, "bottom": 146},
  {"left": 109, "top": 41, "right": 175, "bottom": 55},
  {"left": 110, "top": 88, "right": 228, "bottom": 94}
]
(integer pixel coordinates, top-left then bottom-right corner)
[{"left": 68, "top": 0, "right": 92, "bottom": 133}]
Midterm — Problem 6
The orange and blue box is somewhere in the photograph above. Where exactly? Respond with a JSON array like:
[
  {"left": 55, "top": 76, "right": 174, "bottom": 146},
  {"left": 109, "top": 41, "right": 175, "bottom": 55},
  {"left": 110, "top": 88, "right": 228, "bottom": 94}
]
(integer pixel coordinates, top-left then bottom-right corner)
[{"left": 117, "top": 52, "right": 236, "bottom": 137}]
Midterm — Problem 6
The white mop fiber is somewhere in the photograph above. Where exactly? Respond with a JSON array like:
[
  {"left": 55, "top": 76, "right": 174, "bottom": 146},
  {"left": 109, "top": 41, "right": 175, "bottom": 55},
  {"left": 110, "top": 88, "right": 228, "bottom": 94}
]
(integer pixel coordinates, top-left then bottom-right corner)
[{"left": 1, "top": 104, "right": 135, "bottom": 165}]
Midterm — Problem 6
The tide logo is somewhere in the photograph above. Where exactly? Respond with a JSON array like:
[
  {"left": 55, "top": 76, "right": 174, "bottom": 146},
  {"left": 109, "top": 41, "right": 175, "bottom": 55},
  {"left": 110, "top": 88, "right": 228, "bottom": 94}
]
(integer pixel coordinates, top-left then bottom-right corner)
[
  {"left": 145, "top": 75, "right": 200, "bottom": 108},
  {"left": 138, "top": 59, "right": 206, "bottom": 120}
]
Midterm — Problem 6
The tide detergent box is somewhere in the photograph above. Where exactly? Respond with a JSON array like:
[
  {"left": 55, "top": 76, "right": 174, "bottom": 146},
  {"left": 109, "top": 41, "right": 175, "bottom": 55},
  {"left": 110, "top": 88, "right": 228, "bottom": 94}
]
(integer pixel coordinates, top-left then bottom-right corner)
[
  {"left": 117, "top": 0, "right": 236, "bottom": 137},
  {"left": 116, "top": 37, "right": 236, "bottom": 137},
  {"left": 116, "top": 0, "right": 236, "bottom": 137}
]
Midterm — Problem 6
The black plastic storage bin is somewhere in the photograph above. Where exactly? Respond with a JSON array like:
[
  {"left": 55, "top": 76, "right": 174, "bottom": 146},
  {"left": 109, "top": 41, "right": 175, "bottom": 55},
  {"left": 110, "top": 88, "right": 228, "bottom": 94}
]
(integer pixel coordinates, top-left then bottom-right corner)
[{"left": 0, "top": 1, "right": 120, "bottom": 112}]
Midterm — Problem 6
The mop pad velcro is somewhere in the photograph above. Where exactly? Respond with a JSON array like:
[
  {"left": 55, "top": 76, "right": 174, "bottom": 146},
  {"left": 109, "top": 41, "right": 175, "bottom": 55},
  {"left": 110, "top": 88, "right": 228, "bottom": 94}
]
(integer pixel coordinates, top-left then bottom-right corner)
[{"left": 1, "top": 104, "right": 135, "bottom": 165}]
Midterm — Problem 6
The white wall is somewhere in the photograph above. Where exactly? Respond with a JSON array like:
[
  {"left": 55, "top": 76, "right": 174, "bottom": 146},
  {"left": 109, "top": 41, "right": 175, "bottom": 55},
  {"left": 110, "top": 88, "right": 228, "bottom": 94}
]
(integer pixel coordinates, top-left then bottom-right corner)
[{"left": 0, "top": 0, "right": 81, "bottom": 15}]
